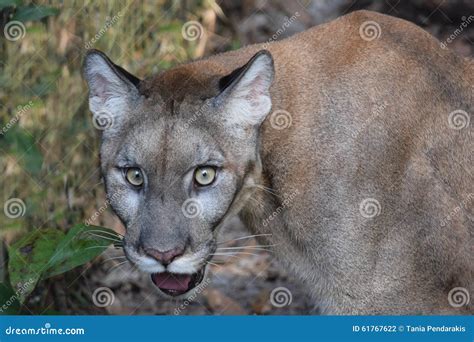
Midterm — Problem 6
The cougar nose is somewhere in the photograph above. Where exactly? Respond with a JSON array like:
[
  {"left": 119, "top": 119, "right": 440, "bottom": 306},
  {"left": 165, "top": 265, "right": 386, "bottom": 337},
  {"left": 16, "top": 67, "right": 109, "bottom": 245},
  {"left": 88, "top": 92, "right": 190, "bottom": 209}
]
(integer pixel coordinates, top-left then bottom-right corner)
[{"left": 144, "top": 246, "right": 184, "bottom": 266}]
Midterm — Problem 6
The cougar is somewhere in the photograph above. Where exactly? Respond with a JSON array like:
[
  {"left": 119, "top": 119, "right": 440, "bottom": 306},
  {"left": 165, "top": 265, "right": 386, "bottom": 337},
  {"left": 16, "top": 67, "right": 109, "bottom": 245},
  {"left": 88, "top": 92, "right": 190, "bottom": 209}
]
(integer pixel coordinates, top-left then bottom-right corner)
[{"left": 83, "top": 10, "right": 473, "bottom": 314}]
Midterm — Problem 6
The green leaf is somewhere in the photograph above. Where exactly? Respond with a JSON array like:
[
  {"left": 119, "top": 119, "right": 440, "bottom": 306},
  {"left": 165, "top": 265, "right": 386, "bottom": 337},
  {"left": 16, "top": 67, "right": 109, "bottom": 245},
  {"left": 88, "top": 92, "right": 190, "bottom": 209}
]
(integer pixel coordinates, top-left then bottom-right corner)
[
  {"left": 12, "top": 5, "right": 59, "bottom": 22},
  {"left": 8, "top": 228, "right": 65, "bottom": 303},
  {"left": 0, "top": 282, "right": 20, "bottom": 315},
  {"left": 44, "top": 224, "right": 119, "bottom": 278},
  {"left": 7, "top": 225, "right": 119, "bottom": 304}
]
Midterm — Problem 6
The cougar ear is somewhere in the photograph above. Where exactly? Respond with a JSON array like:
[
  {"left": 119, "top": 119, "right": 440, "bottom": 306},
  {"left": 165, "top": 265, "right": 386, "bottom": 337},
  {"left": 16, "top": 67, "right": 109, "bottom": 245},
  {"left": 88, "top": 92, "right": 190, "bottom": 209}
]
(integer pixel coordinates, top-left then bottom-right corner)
[
  {"left": 83, "top": 49, "right": 141, "bottom": 133},
  {"left": 215, "top": 50, "right": 274, "bottom": 127}
]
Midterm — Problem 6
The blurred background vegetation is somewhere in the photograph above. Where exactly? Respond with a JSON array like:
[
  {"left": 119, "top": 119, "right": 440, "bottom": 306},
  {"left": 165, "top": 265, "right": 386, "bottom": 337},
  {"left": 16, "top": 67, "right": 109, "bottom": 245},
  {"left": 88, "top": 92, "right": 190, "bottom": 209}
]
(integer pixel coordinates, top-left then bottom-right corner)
[{"left": 0, "top": 0, "right": 472, "bottom": 315}]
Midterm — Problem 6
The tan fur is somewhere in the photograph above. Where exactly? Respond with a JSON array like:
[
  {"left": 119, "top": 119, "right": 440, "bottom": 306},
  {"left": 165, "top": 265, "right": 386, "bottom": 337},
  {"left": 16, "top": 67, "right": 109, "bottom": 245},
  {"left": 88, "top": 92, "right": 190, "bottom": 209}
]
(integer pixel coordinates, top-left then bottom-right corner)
[
  {"left": 86, "top": 10, "right": 473, "bottom": 314},
  {"left": 157, "top": 10, "right": 473, "bottom": 314}
]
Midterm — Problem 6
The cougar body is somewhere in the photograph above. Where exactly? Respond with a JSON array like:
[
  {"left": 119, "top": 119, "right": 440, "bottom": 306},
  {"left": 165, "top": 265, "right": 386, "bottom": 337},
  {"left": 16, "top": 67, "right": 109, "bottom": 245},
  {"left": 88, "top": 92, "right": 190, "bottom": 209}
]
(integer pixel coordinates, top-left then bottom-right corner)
[{"left": 84, "top": 11, "right": 473, "bottom": 314}]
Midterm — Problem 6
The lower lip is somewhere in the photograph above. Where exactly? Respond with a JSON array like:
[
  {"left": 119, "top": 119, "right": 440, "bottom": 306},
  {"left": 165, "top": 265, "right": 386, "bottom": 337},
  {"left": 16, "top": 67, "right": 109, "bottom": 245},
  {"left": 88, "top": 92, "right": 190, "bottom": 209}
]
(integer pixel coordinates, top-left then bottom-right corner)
[{"left": 151, "top": 268, "right": 206, "bottom": 297}]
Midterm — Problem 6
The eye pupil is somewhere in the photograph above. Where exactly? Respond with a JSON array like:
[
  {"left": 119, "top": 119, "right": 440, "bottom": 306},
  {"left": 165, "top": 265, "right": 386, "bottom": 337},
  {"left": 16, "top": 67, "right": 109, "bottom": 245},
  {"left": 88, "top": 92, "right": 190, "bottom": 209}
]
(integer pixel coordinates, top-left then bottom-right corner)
[
  {"left": 126, "top": 168, "right": 144, "bottom": 186},
  {"left": 194, "top": 166, "right": 216, "bottom": 186}
]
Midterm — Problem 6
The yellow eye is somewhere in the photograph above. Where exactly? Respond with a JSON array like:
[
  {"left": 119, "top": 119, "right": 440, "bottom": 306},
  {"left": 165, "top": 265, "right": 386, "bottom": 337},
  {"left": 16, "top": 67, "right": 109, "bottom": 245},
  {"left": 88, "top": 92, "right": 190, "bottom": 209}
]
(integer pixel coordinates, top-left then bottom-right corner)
[
  {"left": 194, "top": 166, "right": 216, "bottom": 186},
  {"left": 126, "top": 168, "right": 144, "bottom": 186}
]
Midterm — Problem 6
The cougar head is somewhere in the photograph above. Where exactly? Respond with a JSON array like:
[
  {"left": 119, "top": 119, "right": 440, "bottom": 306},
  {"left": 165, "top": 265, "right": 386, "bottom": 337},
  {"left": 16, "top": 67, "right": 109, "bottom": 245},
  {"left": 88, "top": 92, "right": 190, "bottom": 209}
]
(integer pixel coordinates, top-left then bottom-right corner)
[{"left": 83, "top": 49, "right": 274, "bottom": 298}]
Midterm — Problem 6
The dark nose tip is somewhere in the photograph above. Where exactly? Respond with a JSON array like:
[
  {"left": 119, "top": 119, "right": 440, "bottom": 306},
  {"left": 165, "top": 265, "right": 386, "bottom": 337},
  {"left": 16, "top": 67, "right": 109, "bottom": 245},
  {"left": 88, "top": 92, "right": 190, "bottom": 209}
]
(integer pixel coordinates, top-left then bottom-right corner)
[{"left": 144, "top": 246, "right": 184, "bottom": 266}]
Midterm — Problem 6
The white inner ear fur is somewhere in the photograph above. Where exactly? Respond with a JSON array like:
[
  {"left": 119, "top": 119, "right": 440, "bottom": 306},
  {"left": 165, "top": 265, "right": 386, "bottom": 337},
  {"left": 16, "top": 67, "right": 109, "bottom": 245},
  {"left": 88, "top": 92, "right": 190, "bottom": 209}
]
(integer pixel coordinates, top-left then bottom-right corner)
[
  {"left": 84, "top": 53, "right": 136, "bottom": 127},
  {"left": 224, "top": 54, "right": 274, "bottom": 127}
]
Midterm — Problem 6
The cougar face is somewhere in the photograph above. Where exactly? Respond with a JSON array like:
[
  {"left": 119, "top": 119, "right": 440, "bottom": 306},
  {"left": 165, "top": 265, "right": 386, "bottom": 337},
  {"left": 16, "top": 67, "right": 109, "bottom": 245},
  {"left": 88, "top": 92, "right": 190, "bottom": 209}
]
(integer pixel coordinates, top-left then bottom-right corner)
[{"left": 83, "top": 50, "right": 274, "bottom": 298}]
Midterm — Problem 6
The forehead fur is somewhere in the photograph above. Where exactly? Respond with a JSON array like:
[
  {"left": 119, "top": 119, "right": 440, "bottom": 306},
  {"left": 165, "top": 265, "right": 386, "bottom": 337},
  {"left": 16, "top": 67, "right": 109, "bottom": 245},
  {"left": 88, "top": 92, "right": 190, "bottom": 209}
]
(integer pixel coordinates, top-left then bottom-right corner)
[{"left": 139, "top": 63, "right": 225, "bottom": 106}]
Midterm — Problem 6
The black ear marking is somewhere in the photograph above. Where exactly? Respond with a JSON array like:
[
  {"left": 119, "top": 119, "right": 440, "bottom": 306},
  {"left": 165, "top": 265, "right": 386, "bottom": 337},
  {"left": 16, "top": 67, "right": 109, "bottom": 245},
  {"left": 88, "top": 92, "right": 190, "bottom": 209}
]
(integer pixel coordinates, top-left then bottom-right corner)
[
  {"left": 83, "top": 49, "right": 141, "bottom": 89},
  {"left": 218, "top": 50, "right": 273, "bottom": 93},
  {"left": 113, "top": 63, "right": 141, "bottom": 88},
  {"left": 218, "top": 64, "right": 246, "bottom": 92}
]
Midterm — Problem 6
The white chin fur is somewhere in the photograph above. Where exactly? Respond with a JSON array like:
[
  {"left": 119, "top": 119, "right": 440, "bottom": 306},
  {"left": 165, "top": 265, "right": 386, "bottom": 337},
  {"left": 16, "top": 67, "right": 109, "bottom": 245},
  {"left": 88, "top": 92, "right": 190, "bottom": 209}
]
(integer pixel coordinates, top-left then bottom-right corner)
[
  {"left": 135, "top": 257, "right": 166, "bottom": 274},
  {"left": 166, "top": 255, "right": 203, "bottom": 274}
]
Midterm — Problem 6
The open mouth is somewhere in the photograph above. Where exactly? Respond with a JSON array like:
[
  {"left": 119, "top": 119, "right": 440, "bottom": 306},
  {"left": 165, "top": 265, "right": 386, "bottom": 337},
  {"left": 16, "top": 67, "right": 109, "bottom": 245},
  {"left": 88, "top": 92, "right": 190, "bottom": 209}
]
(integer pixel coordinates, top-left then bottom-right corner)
[{"left": 151, "top": 267, "right": 206, "bottom": 297}]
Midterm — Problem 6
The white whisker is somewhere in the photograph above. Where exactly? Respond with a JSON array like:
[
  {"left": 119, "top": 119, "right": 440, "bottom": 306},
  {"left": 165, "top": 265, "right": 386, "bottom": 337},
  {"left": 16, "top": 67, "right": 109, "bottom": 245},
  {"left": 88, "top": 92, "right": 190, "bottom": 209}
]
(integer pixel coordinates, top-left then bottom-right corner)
[
  {"left": 252, "top": 184, "right": 281, "bottom": 198},
  {"left": 217, "top": 244, "right": 277, "bottom": 249},
  {"left": 217, "top": 234, "right": 272, "bottom": 245},
  {"left": 217, "top": 247, "right": 272, "bottom": 252},
  {"left": 210, "top": 252, "right": 264, "bottom": 257},
  {"left": 206, "top": 261, "right": 222, "bottom": 268},
  {"left": 109, "top": 260, "right": 129, "bottom": 272},
  {"left": 101, "top": 256, "right": 127, "bottom": 263}
]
